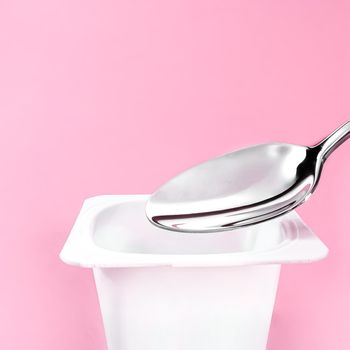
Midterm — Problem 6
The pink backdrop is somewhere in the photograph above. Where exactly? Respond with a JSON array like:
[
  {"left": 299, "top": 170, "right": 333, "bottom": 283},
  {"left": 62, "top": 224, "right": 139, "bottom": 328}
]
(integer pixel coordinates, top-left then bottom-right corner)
[{"left": 1, "top": 0, "right": 350, "bottom": 349}]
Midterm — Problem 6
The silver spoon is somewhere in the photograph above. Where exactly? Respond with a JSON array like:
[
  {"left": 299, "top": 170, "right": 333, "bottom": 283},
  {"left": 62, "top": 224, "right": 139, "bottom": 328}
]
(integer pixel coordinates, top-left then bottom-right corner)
[{"left": 146, "top": 120, "right": 350, "bottom": 233}]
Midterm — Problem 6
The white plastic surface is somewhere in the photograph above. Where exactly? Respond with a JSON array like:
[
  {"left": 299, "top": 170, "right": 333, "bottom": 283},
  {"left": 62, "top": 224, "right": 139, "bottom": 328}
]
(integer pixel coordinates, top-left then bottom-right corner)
[{"left": 60, "top": 195, "right": 328, "bottom": 350}]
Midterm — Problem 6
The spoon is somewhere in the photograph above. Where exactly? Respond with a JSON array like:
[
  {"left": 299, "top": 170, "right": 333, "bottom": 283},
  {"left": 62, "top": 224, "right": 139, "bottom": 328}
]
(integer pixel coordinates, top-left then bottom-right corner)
[{"left": 146, "top": 120, "right": 350, "bottom": 233}]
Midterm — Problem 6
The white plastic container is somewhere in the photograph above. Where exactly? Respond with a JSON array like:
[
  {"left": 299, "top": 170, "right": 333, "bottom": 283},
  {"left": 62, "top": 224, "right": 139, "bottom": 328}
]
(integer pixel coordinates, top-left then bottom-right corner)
[{"left": 60, "top": 195, "right": 328, "bottom": 350}]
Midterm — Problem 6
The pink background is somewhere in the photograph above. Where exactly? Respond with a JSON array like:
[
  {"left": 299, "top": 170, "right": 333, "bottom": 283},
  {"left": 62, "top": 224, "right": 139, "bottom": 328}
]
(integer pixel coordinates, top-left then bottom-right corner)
[{"left": 0, "top": 0, "right": 350, "bottom": 349}]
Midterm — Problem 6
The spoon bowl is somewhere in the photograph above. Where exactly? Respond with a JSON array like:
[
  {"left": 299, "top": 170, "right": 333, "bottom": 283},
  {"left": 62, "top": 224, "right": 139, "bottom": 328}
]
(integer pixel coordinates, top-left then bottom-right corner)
[{"left": 146, "top": 121, "right": 350, "bottom": 232}]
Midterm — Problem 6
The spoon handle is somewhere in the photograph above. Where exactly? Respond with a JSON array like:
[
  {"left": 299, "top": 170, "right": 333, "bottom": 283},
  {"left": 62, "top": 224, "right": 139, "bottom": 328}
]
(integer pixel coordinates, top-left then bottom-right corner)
[{"left": 313, "top": 120, "right": 350, "bottom": 162}]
